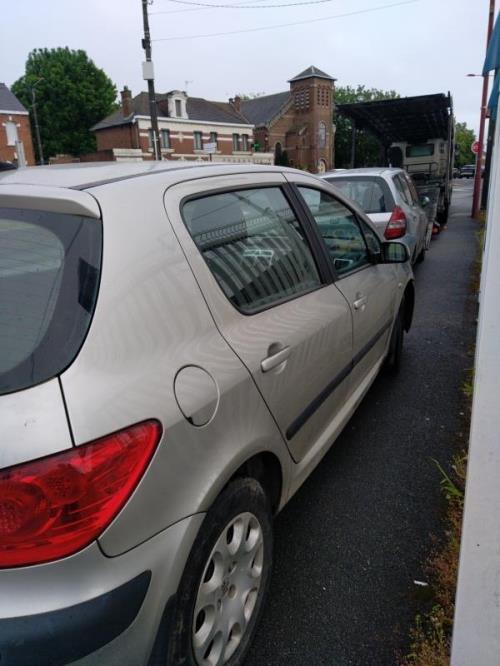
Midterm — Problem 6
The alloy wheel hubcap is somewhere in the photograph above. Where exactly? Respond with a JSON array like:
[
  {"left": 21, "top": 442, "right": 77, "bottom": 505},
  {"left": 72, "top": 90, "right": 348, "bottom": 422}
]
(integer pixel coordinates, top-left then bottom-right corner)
[{"left": 192, "top": 512, "right": 264, "bottom": 665}]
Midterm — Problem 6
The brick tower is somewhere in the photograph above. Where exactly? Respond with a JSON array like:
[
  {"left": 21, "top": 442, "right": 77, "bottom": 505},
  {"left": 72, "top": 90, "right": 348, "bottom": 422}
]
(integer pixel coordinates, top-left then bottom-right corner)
[{"left": 288, "top": 66, "right": 335, "bottom": 173}]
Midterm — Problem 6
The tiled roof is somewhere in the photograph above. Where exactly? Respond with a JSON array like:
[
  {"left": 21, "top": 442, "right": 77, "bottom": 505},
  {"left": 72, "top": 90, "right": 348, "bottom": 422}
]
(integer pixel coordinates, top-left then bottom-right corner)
[
  {"left": 240, "top": 91, "right": 291, "bottom": 126},
  {"left": 187, "top": 98, "right": 248, "bottom": 124},
  {"left": 92, "top": 91, "right": 250, "bottom": 131},
  {"left": 288, "top": 66, "right": 335, "bottom": 82},
  {"left": 0, "top": 83, "right": 28, "bottom": 113}
]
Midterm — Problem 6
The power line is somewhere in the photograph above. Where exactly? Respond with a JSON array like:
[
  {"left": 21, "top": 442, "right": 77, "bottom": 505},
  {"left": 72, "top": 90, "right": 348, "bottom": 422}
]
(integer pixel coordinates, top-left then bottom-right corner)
[
  {"left": 161, "top": 0, "right": 338, "bottom": 8},
  {"left": 152, "top": 0, "right": 421, "bottom": 41},
  {"left": 150, "top": 0, "right": 269, "bottom": 14}
]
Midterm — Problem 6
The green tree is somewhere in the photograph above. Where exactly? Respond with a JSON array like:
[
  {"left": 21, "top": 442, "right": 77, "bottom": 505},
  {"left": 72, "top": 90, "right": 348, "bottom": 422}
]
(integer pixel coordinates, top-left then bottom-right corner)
[
  {"left": 454, "top": 121, "right": 477, "bottom": 168},
  {"left": 334, "top": 85, "right": 400, "bottom": 168},
  {"left": 12, "top": 47, "right": 117, "bottom": 160}
]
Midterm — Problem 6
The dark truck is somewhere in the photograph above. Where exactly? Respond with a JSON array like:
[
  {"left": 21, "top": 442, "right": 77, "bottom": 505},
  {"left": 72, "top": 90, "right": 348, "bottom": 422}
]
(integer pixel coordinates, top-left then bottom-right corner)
[{"left": 338, "top": 93, "right": 455, "bottom": 225}]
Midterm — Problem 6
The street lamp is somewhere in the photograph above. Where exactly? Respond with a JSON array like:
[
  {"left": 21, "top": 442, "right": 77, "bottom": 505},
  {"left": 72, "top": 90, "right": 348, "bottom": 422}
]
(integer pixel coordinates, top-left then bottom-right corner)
[
  {"left": 470, "top": 0, "right": 496, "bottom": 219},
  {"left": 29, "top": 77, "right": 44, "bottom": 165}
]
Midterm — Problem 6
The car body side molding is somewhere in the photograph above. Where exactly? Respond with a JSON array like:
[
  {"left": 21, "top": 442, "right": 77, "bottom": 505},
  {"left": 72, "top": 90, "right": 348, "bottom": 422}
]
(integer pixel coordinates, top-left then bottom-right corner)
[{"left": 286, "top": 318, "right": 392, "bottom": 441}]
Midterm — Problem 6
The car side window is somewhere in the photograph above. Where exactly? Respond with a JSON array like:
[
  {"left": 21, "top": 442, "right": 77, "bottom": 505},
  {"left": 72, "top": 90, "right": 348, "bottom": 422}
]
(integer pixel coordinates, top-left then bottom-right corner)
[
  {"left": 396, "top": 174, "right": 413, "bottom": 205},
  {"left": 361, "top": 221, "right": 381, "bottom": 255},
  {"left": 298, "top": 187, "right": 370, "bottom": 276},
  {"left": 404, "top": 174, "right": 420, "bottom": 205},
  {"left": 182, "top": 187, "right": 322, "bottom": 314},
  {"left": 393, "top": 175, "right": 410, "bottom": 205}
]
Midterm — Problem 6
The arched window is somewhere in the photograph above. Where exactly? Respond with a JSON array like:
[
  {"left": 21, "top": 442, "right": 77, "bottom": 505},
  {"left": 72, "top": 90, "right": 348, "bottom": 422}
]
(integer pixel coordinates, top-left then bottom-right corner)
[
  {"left": 274, "top": 142, "right": 282, "bottom": 165},
  {"left": 318, "top": 121, "right": 327, "bottom": 149}
]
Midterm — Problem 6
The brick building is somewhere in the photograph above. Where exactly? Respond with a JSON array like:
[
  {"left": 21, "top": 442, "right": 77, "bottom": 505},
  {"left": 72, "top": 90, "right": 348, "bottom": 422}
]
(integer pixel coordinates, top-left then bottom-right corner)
[
  {"left": 0, "top": 83, "right": 35, "bottom": 166},
  {"left": 91, "top": 65, "right": 335, "bottom": 171},
  {"left": 92, "top": 88, "right": 256, "bottom": 162},
  {"left": 241, "top": 66, "right": 336, "bottom": 173}
]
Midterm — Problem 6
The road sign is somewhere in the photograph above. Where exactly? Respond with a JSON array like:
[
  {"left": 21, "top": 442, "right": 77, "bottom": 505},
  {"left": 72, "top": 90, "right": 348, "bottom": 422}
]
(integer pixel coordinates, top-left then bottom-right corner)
[
  {"left": 204, "top": 142, "right": 217, "bottom": 154},
  {"left": 471, "top": 140, "right": 481, "bottom": 154}
]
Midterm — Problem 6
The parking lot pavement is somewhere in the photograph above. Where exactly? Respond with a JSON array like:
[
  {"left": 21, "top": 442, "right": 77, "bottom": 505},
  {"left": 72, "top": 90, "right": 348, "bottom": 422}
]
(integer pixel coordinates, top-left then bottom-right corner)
[{"left": 246, "top": 180, "right": 477, "bottom": 666}]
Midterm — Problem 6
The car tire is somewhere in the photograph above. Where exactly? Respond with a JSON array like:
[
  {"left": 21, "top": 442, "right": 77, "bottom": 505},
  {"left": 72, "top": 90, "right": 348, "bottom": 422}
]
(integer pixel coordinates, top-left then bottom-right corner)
[
  {"left": 385, "top": 301, "right": 405, "bottom": 373},
  {"left": 166, "top": 478, "right": 273, "bottom": 666},
  {"left": 416, "top": 245, "right": 426, "bottom": 263}
]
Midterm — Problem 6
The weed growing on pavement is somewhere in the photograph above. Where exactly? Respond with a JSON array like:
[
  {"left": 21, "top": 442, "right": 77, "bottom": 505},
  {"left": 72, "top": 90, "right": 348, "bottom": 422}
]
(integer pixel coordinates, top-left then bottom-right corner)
[{"left": 400, "top": 453, "right": 467, "bottom": 666}]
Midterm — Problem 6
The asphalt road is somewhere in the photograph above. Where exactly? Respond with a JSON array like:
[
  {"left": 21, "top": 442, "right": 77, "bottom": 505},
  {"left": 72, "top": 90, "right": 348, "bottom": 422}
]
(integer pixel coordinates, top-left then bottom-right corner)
[{"left": 246, "top": 180, "right": 477, "bottom": 666}]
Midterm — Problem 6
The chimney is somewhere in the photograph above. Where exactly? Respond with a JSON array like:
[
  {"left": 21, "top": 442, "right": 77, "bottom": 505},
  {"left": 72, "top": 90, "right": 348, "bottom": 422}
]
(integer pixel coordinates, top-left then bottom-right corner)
[
  {"left": 121, "top": 86, "right": 132, "bottom": 117},
  {"left": 230, "top": 95, "right": 242, "bottom": 113}
]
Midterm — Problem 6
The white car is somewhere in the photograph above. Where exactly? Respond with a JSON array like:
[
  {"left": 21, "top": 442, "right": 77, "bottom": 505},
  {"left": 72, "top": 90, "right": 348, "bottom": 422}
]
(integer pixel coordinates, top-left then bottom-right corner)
[
  {"left": 0, "top": 162, "right": 414, "bottom": 665},
  {"left": 322, "top": 167, "right": 430, "bottom": 264}
]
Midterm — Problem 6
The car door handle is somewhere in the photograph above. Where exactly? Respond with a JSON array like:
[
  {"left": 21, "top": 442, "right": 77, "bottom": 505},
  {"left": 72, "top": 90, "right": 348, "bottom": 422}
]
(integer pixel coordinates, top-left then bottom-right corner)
[
  {"left": 261, "top": 346, "right": 291, "bottom": 372},
  {"left": 353, "top": 296, "right": 368, "bottom": 310}
]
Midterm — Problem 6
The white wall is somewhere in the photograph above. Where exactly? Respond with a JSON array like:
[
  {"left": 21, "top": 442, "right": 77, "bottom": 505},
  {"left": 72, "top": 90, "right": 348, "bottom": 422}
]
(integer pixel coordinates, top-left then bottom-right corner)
[{"left": 451, "top": 114, "right": 500, "bottom": 665}]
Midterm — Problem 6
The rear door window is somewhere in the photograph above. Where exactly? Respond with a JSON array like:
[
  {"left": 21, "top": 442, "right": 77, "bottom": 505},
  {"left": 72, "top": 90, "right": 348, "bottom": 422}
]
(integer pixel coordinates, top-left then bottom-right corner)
[
  {"left": 403, "top": 174, "right": 421, "bottom": 205},
  {"left": 393, "top": 174, "right": 411, "bottom": 205},
  {"left": 0, "top": 208, "right": 102, "bottom": 395},
  {"left": 182, "top": 187, "right": 321, "bottom": 313}
]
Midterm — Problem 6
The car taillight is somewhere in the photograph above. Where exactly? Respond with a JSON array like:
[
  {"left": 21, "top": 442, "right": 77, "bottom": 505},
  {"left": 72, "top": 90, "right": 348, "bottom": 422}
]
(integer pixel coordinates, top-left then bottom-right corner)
[
  {"left": 384, "top": 206, "right": 407, "bottom": 239},
  {"left": 0, "top": 420, "right": 162, "bottom": 568}
]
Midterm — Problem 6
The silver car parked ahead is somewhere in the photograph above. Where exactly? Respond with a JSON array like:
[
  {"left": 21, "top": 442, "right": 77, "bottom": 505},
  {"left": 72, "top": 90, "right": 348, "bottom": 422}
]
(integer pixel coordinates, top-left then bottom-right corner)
[
  {"left": 0, "top": 162, "right": 414, "bottom": 665},
  {"left": 322, "top": 167, "right": 430, "bottom": 264}
]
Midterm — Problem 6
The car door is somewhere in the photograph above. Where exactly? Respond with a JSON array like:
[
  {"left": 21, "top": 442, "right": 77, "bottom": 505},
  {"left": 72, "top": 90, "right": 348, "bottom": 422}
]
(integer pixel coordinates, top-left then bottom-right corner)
[
  {"left": 288, "top": 174, "right": 399, "bottom": 393},
  {"left": 164, "top": 172, "right": 353, "bottom": 464}
]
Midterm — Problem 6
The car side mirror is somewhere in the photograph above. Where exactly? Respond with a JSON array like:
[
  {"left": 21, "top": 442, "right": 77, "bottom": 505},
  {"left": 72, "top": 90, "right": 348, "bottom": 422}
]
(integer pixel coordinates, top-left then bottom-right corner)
[
  {"left": 420, "top": 195, "right": 430, "bottom": 208},
  {"left": 380, "top": 241, "right": 409, "bottom": 264}
]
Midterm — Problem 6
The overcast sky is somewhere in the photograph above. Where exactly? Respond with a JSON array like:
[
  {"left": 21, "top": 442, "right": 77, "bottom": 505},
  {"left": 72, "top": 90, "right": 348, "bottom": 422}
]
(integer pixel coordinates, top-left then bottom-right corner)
[{"left": 2, "top": 0, "right": 497, "bottom": 134}]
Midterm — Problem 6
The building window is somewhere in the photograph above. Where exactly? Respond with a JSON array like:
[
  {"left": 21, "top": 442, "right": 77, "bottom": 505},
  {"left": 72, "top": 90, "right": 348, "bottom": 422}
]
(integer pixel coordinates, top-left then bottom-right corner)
[
  {"left": 161, "top": 129, "right": 171, "bottom": 149},
  {"left": 148, "top": 129, "right": 155, "bottom": 149},
  {"left": 194, "top": 131, "right": 203, "bottom": 150},
  {"left": 232, "top": 134, "right": 240, "bottom": 151},
  {"left": 175, "top": 99, "right": 182, "bottom": 117},
  {"left": 210, "top": 131, "right": 218, "bottom": 148},
  {"left": 241, "top": 134, "right": 249, "bottom": 152},
  {"left": 318, "top": 122, "right": 326, "bottom": 149},
  {"left": 5, "top": 121, "right": 18, "bottom": 146},
  {"left": 295, "top": 88, "right": 310, "bottom": 111}
]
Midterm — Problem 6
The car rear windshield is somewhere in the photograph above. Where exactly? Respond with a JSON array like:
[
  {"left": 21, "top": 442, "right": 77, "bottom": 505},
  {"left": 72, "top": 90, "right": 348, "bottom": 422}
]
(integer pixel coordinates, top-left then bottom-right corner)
[
  {"left": 326, "top": 177, "right": 389, "bottom": 214},
  {"left": 0, "top": 207, "right": 102, "bottom": 395},
  {"left": 405, "top": 144, "right": 434, "bottom": 157}
]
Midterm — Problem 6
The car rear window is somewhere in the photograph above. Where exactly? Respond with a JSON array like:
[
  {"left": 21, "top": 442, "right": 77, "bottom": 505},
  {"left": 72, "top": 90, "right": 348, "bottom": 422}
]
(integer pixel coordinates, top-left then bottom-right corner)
[
  {"left": 0, "top": 208, "right": 102, "bottom": 395},
  {"left": 325, "top": 177, "right": 388, "bottom": 214}
]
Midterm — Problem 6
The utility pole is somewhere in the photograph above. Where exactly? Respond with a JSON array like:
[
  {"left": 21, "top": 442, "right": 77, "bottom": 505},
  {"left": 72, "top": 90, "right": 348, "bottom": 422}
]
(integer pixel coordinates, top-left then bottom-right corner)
[
  {"left": 30, "top": 77, "right": 44, "bottom": 165},
  {"left": 141, "top": 0, "right": 162, "bottom": 161},
  {"left": 471, "top": 0, "right": 496, "bottom": 218}
]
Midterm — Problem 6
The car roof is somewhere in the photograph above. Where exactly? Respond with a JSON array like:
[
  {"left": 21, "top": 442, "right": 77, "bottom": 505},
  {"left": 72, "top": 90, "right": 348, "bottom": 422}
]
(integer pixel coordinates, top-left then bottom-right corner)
[
  {"left": 322, "top": 167, "right": 403, "bottom": 178},
  {"left": 0, "top": 161, "right": 300, "bottom": 191}
]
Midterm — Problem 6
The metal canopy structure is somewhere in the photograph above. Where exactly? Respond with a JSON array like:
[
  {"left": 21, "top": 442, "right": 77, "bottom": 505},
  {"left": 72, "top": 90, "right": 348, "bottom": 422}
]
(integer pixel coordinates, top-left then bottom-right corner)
[{"left": 337, "top": 93, "right": 453, "bottom": 145}]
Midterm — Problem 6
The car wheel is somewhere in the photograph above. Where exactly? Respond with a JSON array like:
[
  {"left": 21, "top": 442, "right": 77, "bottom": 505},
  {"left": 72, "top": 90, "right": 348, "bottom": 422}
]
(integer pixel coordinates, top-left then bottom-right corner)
[
  {"left": 167, "top": 478, "right": 273, "bottom": 666},
  {"left": 416, "top": 245, "right": 426, "bottom": 263},
  {"left": 385, "top": 301, "right": 405, "bottom": 373}
]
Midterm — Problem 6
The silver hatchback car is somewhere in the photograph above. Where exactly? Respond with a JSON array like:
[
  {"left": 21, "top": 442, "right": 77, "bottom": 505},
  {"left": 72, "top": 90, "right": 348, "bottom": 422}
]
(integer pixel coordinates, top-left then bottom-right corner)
[
  {"left": 0, "top": 162, "right": 414, "bottom": 665},
  {"left": 322, "top": 167, "right": 431, "bottom": 265}
]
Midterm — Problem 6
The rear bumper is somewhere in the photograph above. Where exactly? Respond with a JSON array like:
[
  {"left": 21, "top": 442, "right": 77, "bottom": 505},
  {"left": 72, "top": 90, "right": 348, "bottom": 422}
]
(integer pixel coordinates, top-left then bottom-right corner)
[
  {"left": 0, "top": 572, "right": 151, "bottom": 665},
  {"left": 0, "top": 514, "right": 204, "bottom": 665}
]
